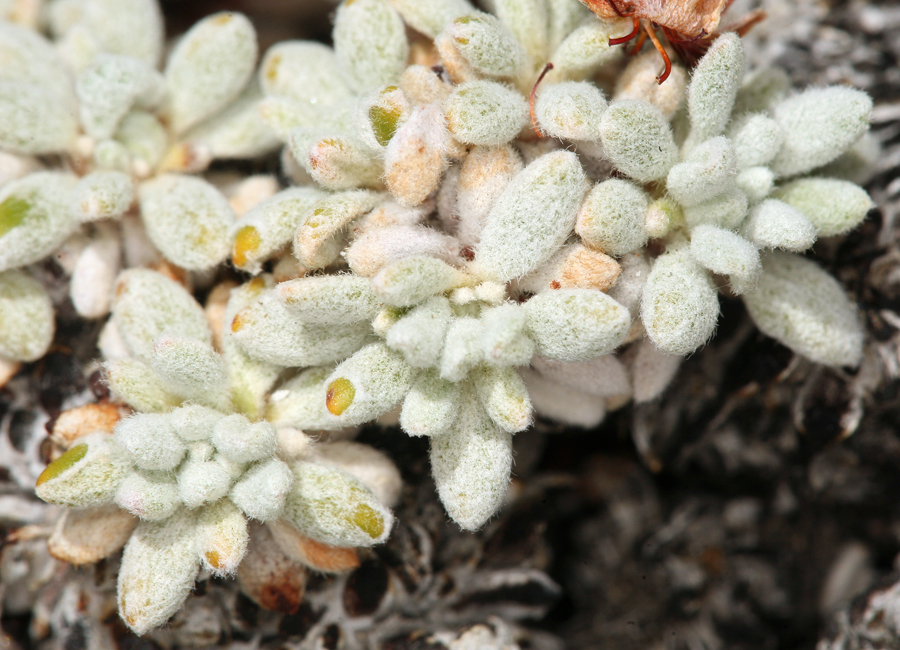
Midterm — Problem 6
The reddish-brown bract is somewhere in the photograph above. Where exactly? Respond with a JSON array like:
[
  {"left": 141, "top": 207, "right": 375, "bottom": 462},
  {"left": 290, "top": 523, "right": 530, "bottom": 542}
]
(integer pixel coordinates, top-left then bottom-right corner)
[
  {"left": 579, "top": 0, "right": 758, "bottom": 83},
  {"left": 582, "top": 0, "right": 728, "bottom": 38}
]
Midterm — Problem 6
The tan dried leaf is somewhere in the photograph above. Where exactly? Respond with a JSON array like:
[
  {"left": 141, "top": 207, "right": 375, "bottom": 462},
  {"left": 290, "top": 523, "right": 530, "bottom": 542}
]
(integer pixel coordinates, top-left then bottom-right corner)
[
  {"left": 48, "top": 503, "right": 137, "bottom": 565},
  {"left": 237, "top": 522, "right": 307, "bottom": 614},
  {"left": 268, "top": 519, "right": 361, "bottom": 574},
  {"left": 51, "top": 403, "right": 130, "bottom": 448}
]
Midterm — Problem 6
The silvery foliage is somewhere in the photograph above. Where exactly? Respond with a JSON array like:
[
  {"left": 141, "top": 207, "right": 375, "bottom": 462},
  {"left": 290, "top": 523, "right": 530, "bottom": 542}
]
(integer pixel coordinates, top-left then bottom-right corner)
[
  {"left": 0, "top": 0, "right": 282, "bottom": 366},
  {"left": 35, "top": 267, "right": 400, "bottom": 635},
  {"left": 228, "top": 0, "right": 875, "bottom": 533},
  {"left": 11, "top": 0, "right": 877, "bottom": 631}
]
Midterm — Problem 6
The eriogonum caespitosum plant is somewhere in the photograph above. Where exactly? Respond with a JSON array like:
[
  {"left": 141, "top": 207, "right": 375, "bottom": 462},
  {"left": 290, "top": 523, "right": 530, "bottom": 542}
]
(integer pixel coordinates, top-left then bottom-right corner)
[
  {"left": 225, "top": 1, "right": 874, "bottom": 532},
  {"left": 20, "top": 0, "right": 878, "bottom": 636},
  {"left": 36, "top": 268, "right": 400, "bottom": 634}
]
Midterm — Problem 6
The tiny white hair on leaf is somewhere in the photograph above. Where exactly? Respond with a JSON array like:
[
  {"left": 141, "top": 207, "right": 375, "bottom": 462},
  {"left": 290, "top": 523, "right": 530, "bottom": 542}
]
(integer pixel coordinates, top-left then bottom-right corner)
[
  {"left": 264, "top": 365, "right": 339, "bottom": 430},
  {"left": 727, "top": 113, "right": 783, "bottom": 170},
  {"left": 600, "top": 100, "right": 678, "bottom": 183},
  {"left": 547, "top": 0, "right": 591, "bottom": 51},
  {"left": 742, "top": 251, "right": 863, "bottom": 367},
  {"left": 169, "top": 404, "right": 224, "bottom": 442},
  {"left": 115, "top": 413, "right": 186, "bottom": 471},
  {"left": 35, "top": 433, "right": 131, "bottom": 509},
  {"left": 385, "top": 103, "right": 450, "bottom": 207},
  {"left": 48, "top": 504, "right": 136, "bottom": 566},
  {"left": 291, "top": 131, "right": 383, "bottom": 191},
  {"left": 334, "top": 0, "right": 409, "bottom": 94},
  {"left": 230, "top": 460, "right": 297, "bottom": 523},
  {"left": 323, "top": 342, "right": 414, "bottom": 427},
  {"left": 689, "top": 224, "right": 761, "bottom": 295},
  {"left": 371, "top": 254, "right": 467, "bottom": 307},
  {"left": 73, "top": 171, "right": 134, "bottom": 222},
  {"left": 115, "top": 471, "right": 181, "bottom": 521},
  {"left": 138, "top": 174, "right": 234, "bottom": 271},
  {"left": 0, "top": 81, "right": 79, "bottom": 155},
  {"left": 386, "top": 296, "right": 453, "bottom": 368},
  {"left": 50, "top": 0, "right": 165, "bottom": 67},
  {"left": 681, "top": 186, "right": 748, "bottom": 231},
  {"left": 211, "top": 414, "right": 276, "bottom": 464},
  {"left": 117, "top": 509, "right": 201, "bottom": 635},
  {"left": 445, "top": 80, "right": 529, "bottom": 146},
  {"left": 472, "top": 365, "right": 533, "bottom": 433},
  {"left": 444, "top": 11, "right": 526, "bottom": 79},
  {"left": 535, "top": 81, "right": 607, "bottom": 142},
  {"left": 105, "top": 358, "right": 184, "bottom": 413},
  {"left": 230, "top": 289, "right": 372, "bottom": 367},
  {"left": 76, "top": 53, "right": 164, "bottom": 140},
  {"left": 430, "top": 387, "right": 512, "bottom": 530},
  {"left": 524, "top": 289, "right": 631, "bottom": 362},
  {"left": 548, "top": 16, "right": 624, "bottom": 82},
  {"left": 519, "top": 367, "right": 605, "bottom": 428},
  {"left": 356, "top": 85, "right": 411, "bottom": 150},
  {"left": 490, "top": 0, "right": 548, "bottom": 66},
  {"left": 164, "top": 12, "right": 257, "bottom": 134},
  {"left": 400, "top": 368, "right": 461, "bottom": 437},
  {"left": 456, "top": 144, "right": 523, "bottom": 248},
  {"left": 278, "top": 274, "right": 381, "bottom": 325},
  {"left": 440, "top": 316, "right": 484, "bottom": 381},
  {"left": 284, "top": 460, "right": 394, "bottom": 547},
  {"left": 740, "top": 198, "right": 817, "bottom": 252},
  {"left": 613, "top": 49, "right": 687, "bottom": 120},
  {"left": 347, "top": 225, "right": 464, "bottom": 278},
  {"left": 293, "top": 189, "right": 382, "bottom": 270},
  {"left": 150, "top": 335, "right": 230, "bottom": 410},
  {"left": 176, "top": 457, "right": 232, "bottom": 509},
  {"left": 732, "top": 67, "right": 790, "bottom": 116},
  {"left": 515, "top": 243, "right": 622, "bottom": 294},
  {"left": 115, "top": 110, "right": 168, "bottom": 174},
  {"left": 474, "top": 150, "right": 588, "bottom": 282},
  {"left": 479, "top": 304, "right": 535, "bottom": 367},
  {"left": 769, "top": 86, "right": 872, "bottom": 178},
  {"left": 231, "top": 186, "right": 324, "bottom": 273},
  {"left": 195, "top": 498, "right": 249, "bottom": 576},
  {"left": 313, "top": 441, "right": 403, "bottom": 508},
  {"left": 388, "top": 0, "right": 476, "bottom": 39},
  {"left": 0, "top": 270, "right": 54, "bottom": 362},
  {"left": 735, "top": 166, "right": 775, "bottom": 204},
  {"left": 577, "top": 178, "right": 649, "bottom": 257},
  {"left": 0, "top": 21, "right": 77, "bottom": 105},
  {"left": 0, "top": 172, "right": 79, "bottom": 272},
  {"left": 666, "top": 136, "right": 737, "bottom": 208},
  {"left": 685, "top": 33, "right": 746, "bottom": 150},
  {"left": 112, "top": 268, "right": 211, "bottom": 361},
  {"left": 181, "top": 84, "right": 281, "bottom": 161},
  {"left": 773, "top": 177, "right": 874, "bottom": 237},
  {"left": 641, "top": 245, "right": 720, "bottom": 356},
  {"left": 259, "top": 41, "right": 353, "bottom": 111},
  {"left": 399, "top": 63, "right": 453, "bottom": 105},
  {"left": 221, "top": 279, "right": 283, "bottom": 420}
]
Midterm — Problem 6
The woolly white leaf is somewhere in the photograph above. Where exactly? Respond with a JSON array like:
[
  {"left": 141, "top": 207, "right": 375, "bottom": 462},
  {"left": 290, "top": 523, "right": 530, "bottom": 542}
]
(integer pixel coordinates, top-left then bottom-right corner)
[
  {"left": 742, "top": 251, "right": 863, "bottom": 367},
  {"left": 165, "top": 12, "right": 257, "bottom": 134},
  {"left": 475, "top": 151, "right": 587, "bottom": 282},
  {"left": 641, "top": 245, "right": 719, "bottom": 356},
  {"left": 430, "top": 389, "right": 512, "bottom": 530}
]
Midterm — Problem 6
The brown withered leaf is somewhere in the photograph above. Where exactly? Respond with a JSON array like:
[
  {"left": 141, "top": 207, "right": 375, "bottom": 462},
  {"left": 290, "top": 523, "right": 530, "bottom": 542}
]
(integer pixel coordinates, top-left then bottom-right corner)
[{"left": 237, "top": 522, "right": 307, "bottom": 614}]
